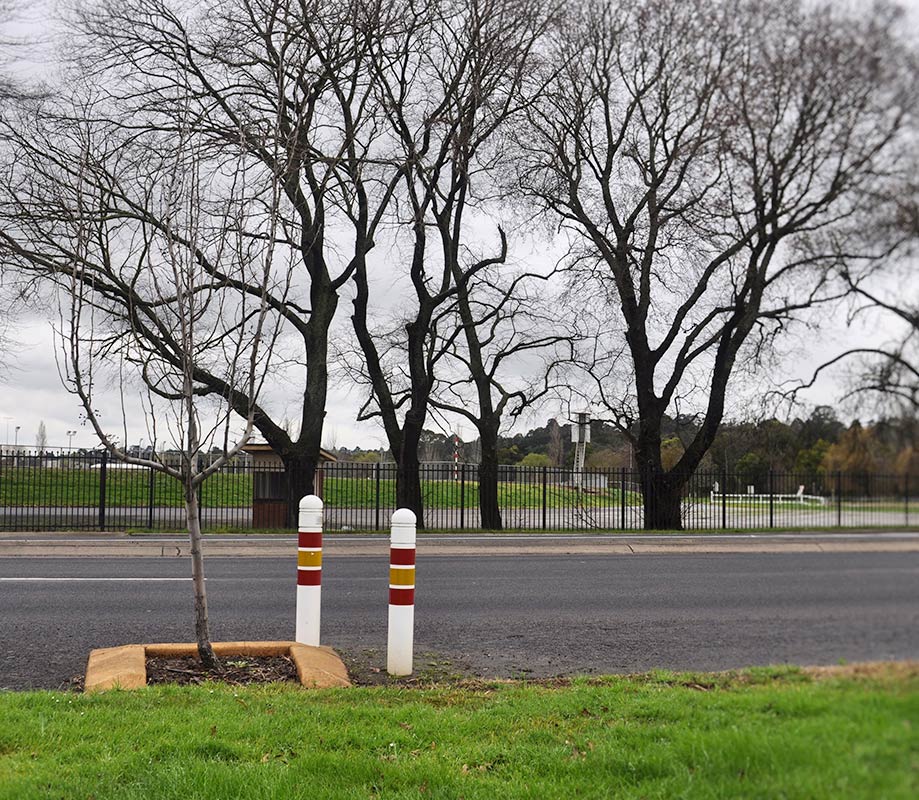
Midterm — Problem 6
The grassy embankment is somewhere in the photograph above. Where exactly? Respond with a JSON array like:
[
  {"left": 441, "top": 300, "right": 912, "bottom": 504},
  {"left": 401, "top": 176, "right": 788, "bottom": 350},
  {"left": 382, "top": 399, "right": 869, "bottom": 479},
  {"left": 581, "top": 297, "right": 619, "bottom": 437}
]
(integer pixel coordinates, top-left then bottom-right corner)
[{"left": 0, "top": 666, "right": 915, "bottom": 798}]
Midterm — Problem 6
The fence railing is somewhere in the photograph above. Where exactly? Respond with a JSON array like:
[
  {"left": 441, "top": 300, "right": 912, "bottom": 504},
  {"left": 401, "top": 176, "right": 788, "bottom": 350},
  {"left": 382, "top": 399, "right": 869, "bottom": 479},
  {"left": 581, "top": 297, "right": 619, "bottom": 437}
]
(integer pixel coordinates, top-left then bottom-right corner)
[{"left": 0, "top": 449, "right": 913, "bottom": 531}]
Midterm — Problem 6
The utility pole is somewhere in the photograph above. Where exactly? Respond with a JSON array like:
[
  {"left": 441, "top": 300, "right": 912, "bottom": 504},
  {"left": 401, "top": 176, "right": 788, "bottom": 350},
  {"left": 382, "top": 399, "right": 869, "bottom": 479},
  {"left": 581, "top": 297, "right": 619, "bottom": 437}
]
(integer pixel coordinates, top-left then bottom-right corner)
[{"left": 571, "top": 411, "right": 590, "bottom": 492}]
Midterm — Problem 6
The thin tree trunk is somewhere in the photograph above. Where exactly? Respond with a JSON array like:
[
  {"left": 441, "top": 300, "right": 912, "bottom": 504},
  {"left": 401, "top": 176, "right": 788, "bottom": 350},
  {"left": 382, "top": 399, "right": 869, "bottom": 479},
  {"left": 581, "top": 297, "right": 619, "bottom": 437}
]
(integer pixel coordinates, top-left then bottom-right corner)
[{"left": 185, "top": 485, "right": 218, "bottom": 669}]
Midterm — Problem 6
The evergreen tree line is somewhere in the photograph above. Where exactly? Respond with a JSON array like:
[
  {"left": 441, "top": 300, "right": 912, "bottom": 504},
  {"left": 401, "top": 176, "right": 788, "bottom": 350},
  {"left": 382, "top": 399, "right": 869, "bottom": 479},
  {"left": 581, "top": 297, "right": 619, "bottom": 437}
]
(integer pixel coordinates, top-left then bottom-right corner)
[{"left": 336, "top": 406, "right": 919, "bottom": 485}]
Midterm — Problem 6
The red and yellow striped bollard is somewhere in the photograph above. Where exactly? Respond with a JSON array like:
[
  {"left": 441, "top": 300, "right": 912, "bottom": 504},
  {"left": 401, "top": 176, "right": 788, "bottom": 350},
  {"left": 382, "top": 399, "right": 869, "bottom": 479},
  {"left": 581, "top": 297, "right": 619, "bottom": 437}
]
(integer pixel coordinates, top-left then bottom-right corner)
[
  {"left": 296, "top": 495, "right": 323, "bottom": 645},
  {"left": 387, "top": 508, "right": 416, "bottom": 675}
]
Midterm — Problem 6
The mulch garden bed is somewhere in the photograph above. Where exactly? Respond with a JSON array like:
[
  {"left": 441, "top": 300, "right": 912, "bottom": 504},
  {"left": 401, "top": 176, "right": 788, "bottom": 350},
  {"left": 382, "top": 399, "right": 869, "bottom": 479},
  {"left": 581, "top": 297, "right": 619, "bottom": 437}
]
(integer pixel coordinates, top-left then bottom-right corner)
[
  {"left": 145, "top": 655, "right": 299, "bottom": 687},
  {"left": 64, "top": 649, "right": 497, "bottom": 691}
]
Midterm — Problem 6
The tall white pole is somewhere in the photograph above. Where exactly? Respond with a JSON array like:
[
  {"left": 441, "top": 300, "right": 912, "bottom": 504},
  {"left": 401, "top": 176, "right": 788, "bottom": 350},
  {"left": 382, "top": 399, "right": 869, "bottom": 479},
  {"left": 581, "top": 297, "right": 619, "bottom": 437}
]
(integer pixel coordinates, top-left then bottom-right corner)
[
  {"left": 296, "top": 494, "right": 323, "bottom": 646},
  {"left": 387, "top": 508, "right": 416, "bottom": 676}
]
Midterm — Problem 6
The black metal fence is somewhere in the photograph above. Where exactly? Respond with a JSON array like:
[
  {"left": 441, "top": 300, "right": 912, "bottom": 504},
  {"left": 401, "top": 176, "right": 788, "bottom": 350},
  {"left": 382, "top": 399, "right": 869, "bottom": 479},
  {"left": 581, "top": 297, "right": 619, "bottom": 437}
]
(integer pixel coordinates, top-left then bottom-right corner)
[{"left": 0, "top": 449, "right": 914, "bottom": 532}]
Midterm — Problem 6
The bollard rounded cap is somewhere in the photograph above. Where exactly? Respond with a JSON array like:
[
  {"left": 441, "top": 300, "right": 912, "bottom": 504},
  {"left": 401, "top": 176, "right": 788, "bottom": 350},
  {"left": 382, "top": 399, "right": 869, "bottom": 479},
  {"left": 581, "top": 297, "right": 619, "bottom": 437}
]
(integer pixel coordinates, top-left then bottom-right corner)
[
  {"left": 300, "top": 494, "right": 323, "bottom": 511},
  {"left": 391, "top": 508, "right": 416, "bottom": 525},
  {"left": 390, "top": 507, "right": 417, "bottom": 546},
  {"left": 299, "top": 494, "right": 324, "bottom": 531}
]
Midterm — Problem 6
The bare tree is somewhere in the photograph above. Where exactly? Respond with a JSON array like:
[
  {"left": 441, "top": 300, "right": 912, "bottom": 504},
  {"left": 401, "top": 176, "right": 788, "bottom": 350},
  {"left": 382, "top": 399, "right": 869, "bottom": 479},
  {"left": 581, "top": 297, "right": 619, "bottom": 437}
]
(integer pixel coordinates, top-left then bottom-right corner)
[
  {"left": 790, "top": 183, "right": 919, "bottom": 412},
  {"left": 0, "top": 0, "right": 41, "bottom": 375},
  {"left": 0, "top": 0, "right": 34, "bottom": 103},
  {"left": 349, "top": 0, "right": 556, "bottom": 526},
  {"left": 432, "top": 267, "right": 575, "bottom": 529},
  {"left": 520, "top": 0, "right": 916, "bottom": 528},
  {"left": 0, "top": 33, "right": 284, "bottom": 664},
  {"left": 46, "top": 104, "right": 279, "bottom": 668},
  {"left": 0, "top": 275, "right": 15, "bottom": 377},
  {"left": 0, "top": 0, "right": 405, "bottom": 527}
]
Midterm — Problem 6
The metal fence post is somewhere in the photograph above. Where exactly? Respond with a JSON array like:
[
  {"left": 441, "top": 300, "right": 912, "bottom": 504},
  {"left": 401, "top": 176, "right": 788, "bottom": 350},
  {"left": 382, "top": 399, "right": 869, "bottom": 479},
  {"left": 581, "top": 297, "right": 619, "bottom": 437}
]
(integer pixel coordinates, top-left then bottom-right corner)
[
  {"left": 541, "top": 466, "right": 547, "bottom": 530},
  {"left": 196, "top": 454, "right": 204, "bottom": 528},
  {"left": 620, "top": 467, "right": 626, "bottom": 530},
  {"left": 768, "top": 469, "right": 774, "bottom": 529},
  {"left": 906, "top": 472, "right": 910, "bottom": 527},
  {"left": 836, "top": 471, "right": 842, "bottom": 527},
  {"left": 147, "top": 465, "right": 155, "bottom": 529},
  {"left": 374, "top": 462, "right": 381, "bottom": 531},
  {"left": 460, "top": 463, "right": 466, "bottom": 530},
  {"left": 721, "top": 465, "right": 727, "bottom": 530},
  {"left": 98, "top": 450, "right": 108, "bottom": 531}
]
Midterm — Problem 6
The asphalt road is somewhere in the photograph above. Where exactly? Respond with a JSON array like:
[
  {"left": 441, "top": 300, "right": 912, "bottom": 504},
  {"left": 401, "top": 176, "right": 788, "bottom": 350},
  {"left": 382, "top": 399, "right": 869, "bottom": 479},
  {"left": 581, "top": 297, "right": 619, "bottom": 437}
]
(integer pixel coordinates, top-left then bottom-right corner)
[{"left": 1, "top": 552, "right": 916, "bottom": 690}]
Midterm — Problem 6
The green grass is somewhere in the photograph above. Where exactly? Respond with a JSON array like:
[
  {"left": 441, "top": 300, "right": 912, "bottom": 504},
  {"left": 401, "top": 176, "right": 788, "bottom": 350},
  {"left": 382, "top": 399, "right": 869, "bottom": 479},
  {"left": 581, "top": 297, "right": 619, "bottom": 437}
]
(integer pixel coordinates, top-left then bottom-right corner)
[
  {"left": 0, "top": 467, "right": 907, "bottom": 517},
  {"left": 0, "top": 668, "right": 916, "bottom": 798},
  {"left": 375, "top": 477, "right": 639, "bottom": 509},
  {"left": 0, "top": 469, "right": 640, "bottom": 510},
  {"left": 0, "top": 467, "right": 247, "bottom": 508}
]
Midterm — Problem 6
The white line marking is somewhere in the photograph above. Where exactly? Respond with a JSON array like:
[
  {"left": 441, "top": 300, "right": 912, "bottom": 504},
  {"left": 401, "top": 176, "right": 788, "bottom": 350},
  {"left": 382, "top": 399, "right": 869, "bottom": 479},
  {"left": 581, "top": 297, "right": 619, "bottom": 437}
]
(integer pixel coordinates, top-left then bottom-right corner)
[
  {"left": 11, "top": 531, "right": 919, "bottom": 545},
  {"left": 0, "top": 577, "right": 192, "bottom": 582}
]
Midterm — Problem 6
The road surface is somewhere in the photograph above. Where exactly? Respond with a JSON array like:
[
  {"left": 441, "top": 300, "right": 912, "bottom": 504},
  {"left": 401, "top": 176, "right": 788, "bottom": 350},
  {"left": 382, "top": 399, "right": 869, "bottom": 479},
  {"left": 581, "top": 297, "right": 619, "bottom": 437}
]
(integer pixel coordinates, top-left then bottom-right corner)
[{"left": 1, "top": 550, "right": 916, "bottom": 690}]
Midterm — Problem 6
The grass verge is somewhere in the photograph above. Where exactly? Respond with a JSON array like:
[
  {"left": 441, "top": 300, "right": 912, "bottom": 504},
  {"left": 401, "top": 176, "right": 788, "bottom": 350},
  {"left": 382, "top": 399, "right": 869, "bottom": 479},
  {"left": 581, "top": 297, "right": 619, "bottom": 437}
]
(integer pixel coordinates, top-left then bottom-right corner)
[
  {"left": 0, "top": 666, "right": 915, "bottom": 798},
  {"left": 0, "top": 469, "right": 641, "bottom": 509}
]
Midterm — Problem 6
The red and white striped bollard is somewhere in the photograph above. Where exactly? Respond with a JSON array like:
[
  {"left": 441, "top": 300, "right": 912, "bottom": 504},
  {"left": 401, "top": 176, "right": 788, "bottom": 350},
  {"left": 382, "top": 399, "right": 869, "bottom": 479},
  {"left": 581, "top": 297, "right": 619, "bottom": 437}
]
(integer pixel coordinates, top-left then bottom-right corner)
[
  {"left": 387, "top": 508, "right": 416, "bottom": 675},
  {"left": 296, "top": 494, "right": 323, "bottom": 645}
]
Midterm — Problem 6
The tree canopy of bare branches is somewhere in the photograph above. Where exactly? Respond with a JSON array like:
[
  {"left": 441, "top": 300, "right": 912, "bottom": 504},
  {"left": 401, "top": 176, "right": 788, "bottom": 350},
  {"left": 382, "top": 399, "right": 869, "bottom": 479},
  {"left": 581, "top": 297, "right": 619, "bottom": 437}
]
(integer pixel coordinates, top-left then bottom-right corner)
[
  {"left": 0, "top": 64, "right": 282, "bottom": 664},
  {"left": 520, "top": 0, "right": 917, "bottom": 528},
  {"left": 347, "top": 0, "right": 559, "bottom": 526},
  {"left": 792, "top": 179, "right": 919, "bottom": 413},
  {"left": 431, "top": 264, "right": 576, "bottom": 528},
  {"left": 1, "top": 0, "right": 917, "bottom": 537},
  {"left": 0, "top": 0, "right": 409, "bottom": 525},
  {"left": 0, "top": 0, "right": 42, "bottom": 376}
]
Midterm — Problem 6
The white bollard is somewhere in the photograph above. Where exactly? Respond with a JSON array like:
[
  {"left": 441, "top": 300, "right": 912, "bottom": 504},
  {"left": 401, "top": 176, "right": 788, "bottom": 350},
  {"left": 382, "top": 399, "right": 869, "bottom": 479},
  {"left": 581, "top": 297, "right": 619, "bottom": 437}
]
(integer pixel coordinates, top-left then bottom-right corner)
[
  {"left": 387, "top": 508, "right": 417, "bottom": 676},
  {"left": 296, "top": 494, "right": 323, "bottom": 646}
]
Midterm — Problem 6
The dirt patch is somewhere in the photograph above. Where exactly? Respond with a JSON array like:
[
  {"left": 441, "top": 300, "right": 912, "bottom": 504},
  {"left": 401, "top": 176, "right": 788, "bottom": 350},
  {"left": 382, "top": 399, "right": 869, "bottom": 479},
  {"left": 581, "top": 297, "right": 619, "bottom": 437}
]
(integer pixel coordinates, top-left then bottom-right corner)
[
  {"left": 59, "top": 675, "right": 85, "bottom": 693},
  {"left": 339, "top": 648, "right": 490, "bottom": 687},
  {"left": 803, "top": 660, "right": 919, "bottom": 682},
  {"left": 146, "top": 655, "right": 299, "bottom": 687}
]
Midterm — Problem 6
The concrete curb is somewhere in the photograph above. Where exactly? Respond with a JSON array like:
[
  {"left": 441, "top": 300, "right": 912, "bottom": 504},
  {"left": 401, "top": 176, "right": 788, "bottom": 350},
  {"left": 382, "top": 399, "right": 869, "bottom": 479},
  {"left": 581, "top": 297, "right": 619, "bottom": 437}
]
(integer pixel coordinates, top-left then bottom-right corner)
[
  {"left": 4, "top": 533, "right": 919, "bottom": 558},
  {"left": 85, "top": 641, "right": 351, "bottom": 693}
]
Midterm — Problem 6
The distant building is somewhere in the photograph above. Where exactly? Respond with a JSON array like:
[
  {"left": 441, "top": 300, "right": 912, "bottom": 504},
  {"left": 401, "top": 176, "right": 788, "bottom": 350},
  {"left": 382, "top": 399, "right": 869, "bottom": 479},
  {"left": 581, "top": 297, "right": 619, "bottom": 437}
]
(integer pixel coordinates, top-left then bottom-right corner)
[{"left": 243, "top": 442, "right": 337, "bottom": 528}]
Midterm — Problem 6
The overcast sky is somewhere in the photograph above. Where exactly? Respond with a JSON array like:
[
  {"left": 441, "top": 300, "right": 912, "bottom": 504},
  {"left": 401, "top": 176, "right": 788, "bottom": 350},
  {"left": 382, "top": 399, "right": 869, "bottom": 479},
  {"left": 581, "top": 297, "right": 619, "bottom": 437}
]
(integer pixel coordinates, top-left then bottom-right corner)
[{"left": 0, "top": 0, "right": 916, "bottom": 451}]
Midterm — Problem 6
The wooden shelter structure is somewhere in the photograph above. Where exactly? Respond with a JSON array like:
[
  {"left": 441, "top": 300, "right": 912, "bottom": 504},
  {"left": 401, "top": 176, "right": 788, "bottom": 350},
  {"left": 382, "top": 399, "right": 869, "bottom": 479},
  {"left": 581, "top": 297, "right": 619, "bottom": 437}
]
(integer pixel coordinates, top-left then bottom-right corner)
[{"left": 242, "top": 443, "right": 337, "bottom": 528}]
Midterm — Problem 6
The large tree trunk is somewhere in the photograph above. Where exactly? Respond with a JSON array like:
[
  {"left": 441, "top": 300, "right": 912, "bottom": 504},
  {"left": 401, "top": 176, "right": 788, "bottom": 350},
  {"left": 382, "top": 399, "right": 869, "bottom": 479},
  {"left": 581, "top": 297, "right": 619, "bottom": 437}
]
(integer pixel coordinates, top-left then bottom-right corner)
[
  {"left": 397, "top": 412, "right": 425, "bottom": 528},
  {"left": 477, "top": 419, "right": 503, "bottom": 531},
  {"left": 638, "top": 469, "right": 684, "bottom": 531},
  {"left": 281, "top": 450, "right": 319, "bottom": 530},
  {"left": 634, "top": 413, "right": 685, "bottom": 531},
  {"left": 185, "top": 485, "right": 218, "bottom": 669}
]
